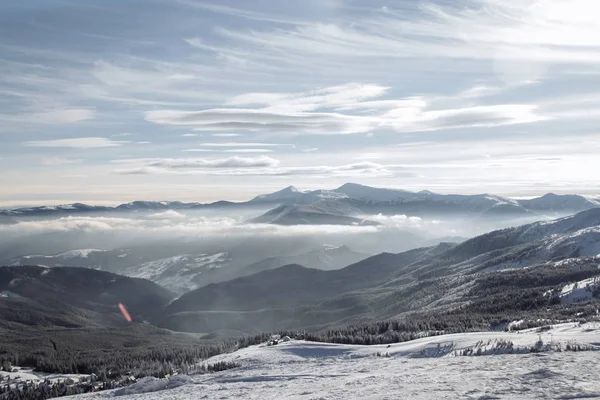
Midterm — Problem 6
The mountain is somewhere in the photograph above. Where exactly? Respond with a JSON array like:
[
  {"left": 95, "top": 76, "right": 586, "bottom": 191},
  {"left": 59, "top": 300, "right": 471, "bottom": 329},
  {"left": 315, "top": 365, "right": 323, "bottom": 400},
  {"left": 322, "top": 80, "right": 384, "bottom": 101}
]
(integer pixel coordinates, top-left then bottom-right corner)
[
  {"left": 161, "top": 209, "right": 600, "bottom": 333},
  {"left": 249, "top": 202, "right": 379, "bottom": 226},
  {"left": 250, "top": 185, "right": 306, "bottom": 203},
  {"left": 517, "top": 193, "right": 600, "bottom": 215},
  {"left": 333, "top": 182, "right": 413, "bottom": 202},
  {"left": 238, "top": 245, "right": 370, "bottom": 276},
  {"left": 5, "top": 237, "right": 330, "bottom": 294},
  {"left": 2, "top": 184, "right": 599, "bottom": 221},
  {"left": 0, "top": 199, "right": 263, "bottom": 218},
  {"left": 0, "top": 265, "right": 174, "bottom": 327}
]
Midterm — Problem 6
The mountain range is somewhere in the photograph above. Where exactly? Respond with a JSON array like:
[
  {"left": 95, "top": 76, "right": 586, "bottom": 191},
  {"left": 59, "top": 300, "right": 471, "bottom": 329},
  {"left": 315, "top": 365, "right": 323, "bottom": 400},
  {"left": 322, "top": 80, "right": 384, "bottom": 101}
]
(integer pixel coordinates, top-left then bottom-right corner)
[
  {"left": 6, "top": 243, "right": 370, "bottom": 294},
  {"left": 2, "top": 207, "right": 600, "bottom": 365},
  {"left": 159, "top": 208, "right": 600, "bottom": 333},
  {"left": 2, "top": 184, "right": 599, "bottom": 226}
]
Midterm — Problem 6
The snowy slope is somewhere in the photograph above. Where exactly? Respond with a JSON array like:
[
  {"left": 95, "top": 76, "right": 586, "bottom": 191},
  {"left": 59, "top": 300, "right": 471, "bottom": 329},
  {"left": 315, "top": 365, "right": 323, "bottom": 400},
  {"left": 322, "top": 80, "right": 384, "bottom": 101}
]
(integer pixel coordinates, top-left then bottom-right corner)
[
  {"left": 556, "top": 274, "right": 600, "bottom": 304},
  {"left": 123, "top": 253, "right": 231, "bottom": 293},
  {"left": 250, "top": 186, "right": 306, "bottom": 203},
  {"left": 22, "top": 249, "right": 105, "bottom": 260},
  {"left": 1, "top": 367, "right": 88, "bottom": 387},
  {"left": 74, "top": 323, "right": 600, "bottom": 400}
]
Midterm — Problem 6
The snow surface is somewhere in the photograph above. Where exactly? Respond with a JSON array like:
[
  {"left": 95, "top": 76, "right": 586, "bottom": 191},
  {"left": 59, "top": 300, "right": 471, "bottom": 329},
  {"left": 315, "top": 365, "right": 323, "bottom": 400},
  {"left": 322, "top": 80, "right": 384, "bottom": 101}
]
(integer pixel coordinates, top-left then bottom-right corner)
[
  {"left": 1, "top": 367, "right": 88, "bottom": 388},
  {"left": 23, "top": 249, "right": 104, "bottom": 259},
  {"left": 73, "top": 323, "right": 600, "bottom": 399},
  {"left": 123, "top": 253, "right": 230, "bottom": 293},
  {"left": 112, "top": 375, "right": 193, "bottom": 396},
  {"left": 557, "top": 276, "right": 600, "bottom": 304}
]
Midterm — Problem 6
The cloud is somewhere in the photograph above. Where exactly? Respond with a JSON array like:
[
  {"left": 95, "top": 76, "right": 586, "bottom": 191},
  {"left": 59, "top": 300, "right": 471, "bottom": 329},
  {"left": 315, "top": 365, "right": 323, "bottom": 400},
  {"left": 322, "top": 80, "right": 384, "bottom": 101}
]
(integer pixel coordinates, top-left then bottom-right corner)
[
  {"left": 40, "top": 157, "right": 83, "bottom": 166},
  {"left": 113, "top": 156, "right": 280, "bottom": 174},
  {"left": 148, "top": 210, "right": 187, "bottom": 219},
  {"left": 113, "top": 158, "right": 404, "bottom": 178},
  {"left": 302, "top": 148, "right": 319, "bottom": 152},
  {"left": 384, "top": 104, "right": 547, "bottom": 132},
  {"left": 212, "top": 133, "right": 242, "bottom": 137},
  {"left": 0, "top": 215, "right": 377, "bottom": 237},
  {"left": 223, "top": 149, "right": 274, "bottom": 153},
  {"left": 145, "top": 83, "right": 545, "bottom": 135},
  {"left": 145, "top": 108, "right": 378, "bottom": 135},
  {"left": 23, "top": 137, "right": 127, "bottom": 148},
  {"left": 182, "top": 133, "right": 199, "bottom": 137},
  {"left": 181, "top": 149, "right": 212, "bottom": 152},
  {"left": 33, "top": 109, "right": 96, "bottom": 124},
  {"left": 198, "top": 142, "right": 294, "bottom": 147},
  {"left": 211, "top": 1, "right": 600, "bottom": 68}
]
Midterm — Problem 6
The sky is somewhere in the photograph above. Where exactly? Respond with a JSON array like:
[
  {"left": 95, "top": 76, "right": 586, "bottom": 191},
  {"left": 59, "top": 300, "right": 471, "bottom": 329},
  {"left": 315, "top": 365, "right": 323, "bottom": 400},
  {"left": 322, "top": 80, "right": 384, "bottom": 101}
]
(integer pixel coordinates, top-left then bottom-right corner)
[{"left": 1, "top": 0, "right": 600, "bottom": 205}]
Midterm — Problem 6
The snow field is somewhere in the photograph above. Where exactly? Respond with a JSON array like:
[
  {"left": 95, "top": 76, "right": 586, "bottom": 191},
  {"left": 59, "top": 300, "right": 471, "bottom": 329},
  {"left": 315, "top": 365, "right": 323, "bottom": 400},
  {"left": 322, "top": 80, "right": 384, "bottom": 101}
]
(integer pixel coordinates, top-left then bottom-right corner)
[{"left": 73, "top": 322, "right": 600, "bottom": 399}]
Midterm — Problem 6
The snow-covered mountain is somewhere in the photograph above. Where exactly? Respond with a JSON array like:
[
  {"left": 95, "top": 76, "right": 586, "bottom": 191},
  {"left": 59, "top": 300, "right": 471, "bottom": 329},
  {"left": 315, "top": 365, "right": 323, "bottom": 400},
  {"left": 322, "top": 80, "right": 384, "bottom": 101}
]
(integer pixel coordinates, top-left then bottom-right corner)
[
  {"left": 161, "top": 208, "right": 600, "bottom": 333},
  {"left": 2, "top": 184, "right": 598, "bottom": 221},
  {"left": 517, "top": 193, "right": 600, "bottom": 214},
  {"left": 122, "top": 252, "right": 231, "bottom": 293},
  {"left": 249, "top": 202, "right": 379, "bottom": 226},
  {"left": 249, "top": 185, "right": 306, "bottom": 203}
]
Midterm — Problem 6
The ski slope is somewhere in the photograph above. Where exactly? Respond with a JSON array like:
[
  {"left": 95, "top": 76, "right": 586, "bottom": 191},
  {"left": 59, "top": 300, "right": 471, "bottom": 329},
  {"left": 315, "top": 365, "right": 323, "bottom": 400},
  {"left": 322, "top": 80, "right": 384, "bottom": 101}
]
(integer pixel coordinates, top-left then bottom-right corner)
[{"left": 73, "top": 322, "right": 600, "bottom": 399}]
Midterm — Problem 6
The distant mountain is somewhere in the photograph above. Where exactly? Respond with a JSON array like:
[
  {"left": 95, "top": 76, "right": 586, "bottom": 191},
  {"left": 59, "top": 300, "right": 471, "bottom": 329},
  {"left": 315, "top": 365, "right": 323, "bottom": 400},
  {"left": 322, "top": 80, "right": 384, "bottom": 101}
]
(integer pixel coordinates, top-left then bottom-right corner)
[
  {"left": 334, "top": 182, "right": 413, "bottom": 202},
  {"left": 161, "top": 209, "right": 600, "bottom": 333},
  {"left": 517, "top": 193, "right": 600, "bottom": 215},
  {"left": 249, "top": 185, "right": 306, "bottom": 203},
  {"left": 165, "top": 245, "right": 438, "bottom": 315},
  {"left": 6, "top": 238, "right": 330, "bottom": 294},
  {"left": 248, "top": 184, "right": 599, "bottom": 224},
  {"left": 1, "top": 184, "right": 598, "bottom": 222},
  {"left": 0, "top": 199, "right": 262, "bottom": 217},
  {"left": 249, "top": 202, "right": 379, "bottom": 226},
  {"left": 238, "top": 245, "right": 370, "bottom": 276}
]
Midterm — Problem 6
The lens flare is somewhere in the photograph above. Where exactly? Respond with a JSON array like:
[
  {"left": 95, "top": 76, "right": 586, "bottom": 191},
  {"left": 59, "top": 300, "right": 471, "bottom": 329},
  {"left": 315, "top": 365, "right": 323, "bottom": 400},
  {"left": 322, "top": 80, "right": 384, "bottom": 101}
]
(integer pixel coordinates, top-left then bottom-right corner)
[{"left": 118, "top": 302, "right": 132, "bottom": 322}]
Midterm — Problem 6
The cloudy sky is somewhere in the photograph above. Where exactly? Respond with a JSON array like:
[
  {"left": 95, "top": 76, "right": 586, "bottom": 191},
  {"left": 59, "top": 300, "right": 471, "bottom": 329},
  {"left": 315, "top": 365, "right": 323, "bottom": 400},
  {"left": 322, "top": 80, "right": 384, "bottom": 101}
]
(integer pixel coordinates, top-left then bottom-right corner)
[{"left": 1, "top": 0, "right": 599, "bottom": 205}]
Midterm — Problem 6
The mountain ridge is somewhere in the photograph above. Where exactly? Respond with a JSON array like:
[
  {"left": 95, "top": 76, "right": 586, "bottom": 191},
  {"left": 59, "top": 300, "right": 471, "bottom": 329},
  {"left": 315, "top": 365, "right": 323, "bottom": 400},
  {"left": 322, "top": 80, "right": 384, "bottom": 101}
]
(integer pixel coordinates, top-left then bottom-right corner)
[{"left": 2, "top": 183, "right": 599, "bottom": 218}]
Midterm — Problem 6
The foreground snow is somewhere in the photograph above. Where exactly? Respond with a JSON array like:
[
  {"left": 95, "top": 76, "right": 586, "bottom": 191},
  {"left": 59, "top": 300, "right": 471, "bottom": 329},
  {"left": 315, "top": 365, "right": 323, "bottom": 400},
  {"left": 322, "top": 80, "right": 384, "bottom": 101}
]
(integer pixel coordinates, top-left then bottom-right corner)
[
  {"left": 73, "top": 323, "right": 600, "bottom": 399},
  {"left": 1, "top": 367, "right": 88, "bottom": 386}
]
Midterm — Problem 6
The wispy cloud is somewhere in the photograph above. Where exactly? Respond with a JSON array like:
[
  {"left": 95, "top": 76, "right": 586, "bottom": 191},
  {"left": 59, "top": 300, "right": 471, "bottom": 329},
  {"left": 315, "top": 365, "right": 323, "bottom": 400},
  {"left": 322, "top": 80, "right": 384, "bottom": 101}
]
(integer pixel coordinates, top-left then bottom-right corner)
[
  {"left": 23, "top": 137, "right": 127, "bottom": 148},
  {"left": 113, "top": 155, "right": 280, "bottom": 173},
  {"left": 223, "top": 149, "right": 274, "bottom": 153},
  {"left": 4, "top": 0, "right": 600, "bottom": 200},
  {"left": 197, "top": 142, "right": 295, "bottom": 147},
  {"left": 212, "top": 133, "right": 242, "bottom": 137},
  {"left": 33, "top": 109, "right": 96, "bottom": 124},
  {"left": 145, "top": 83, "right": 546, "bottom": 135},
  {"left": 40, "top": 157, "right": 83, "bottom": 166},
  {"left": 113, "top": 156, "right": 403, "bottom": 178}
]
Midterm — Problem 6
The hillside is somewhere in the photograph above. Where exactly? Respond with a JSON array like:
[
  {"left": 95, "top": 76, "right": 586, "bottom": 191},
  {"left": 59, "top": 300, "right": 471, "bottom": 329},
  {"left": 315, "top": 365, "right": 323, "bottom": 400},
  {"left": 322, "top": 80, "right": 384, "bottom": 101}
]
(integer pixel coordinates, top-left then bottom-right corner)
[
  {"left": 161, "top": 209, "right": 600, "bottom": 333},
  {"left": 238, "top": 245, "right": 370, "bottom": 276},
  {"left": 0, "top": 266, "right": 175, "bottom": 326}
]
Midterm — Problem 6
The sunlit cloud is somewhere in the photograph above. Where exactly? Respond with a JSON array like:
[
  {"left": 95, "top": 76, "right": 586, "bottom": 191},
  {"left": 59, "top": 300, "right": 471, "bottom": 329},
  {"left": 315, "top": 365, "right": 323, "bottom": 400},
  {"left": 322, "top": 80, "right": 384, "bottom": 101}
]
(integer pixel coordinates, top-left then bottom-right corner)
[
  {"left": 23, "top": 137, "right": 127, "bottom": 148},
  {"left": 40, "top": 157, "right": 83, "bottom": 166}
]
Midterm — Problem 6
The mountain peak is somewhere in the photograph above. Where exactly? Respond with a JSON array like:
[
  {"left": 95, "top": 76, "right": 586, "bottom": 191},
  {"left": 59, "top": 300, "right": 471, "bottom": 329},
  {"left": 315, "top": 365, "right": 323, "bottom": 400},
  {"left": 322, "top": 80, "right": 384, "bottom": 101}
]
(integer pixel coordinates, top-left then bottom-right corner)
[
  {"left": 250, "top": 186, "right": 305, "bottom": 203},
  {"left": 336, "top": 182, "right": 369, "bottom": 191},
  {"left": 283, "top": 185, "right": 299, "bottom": 193}
]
